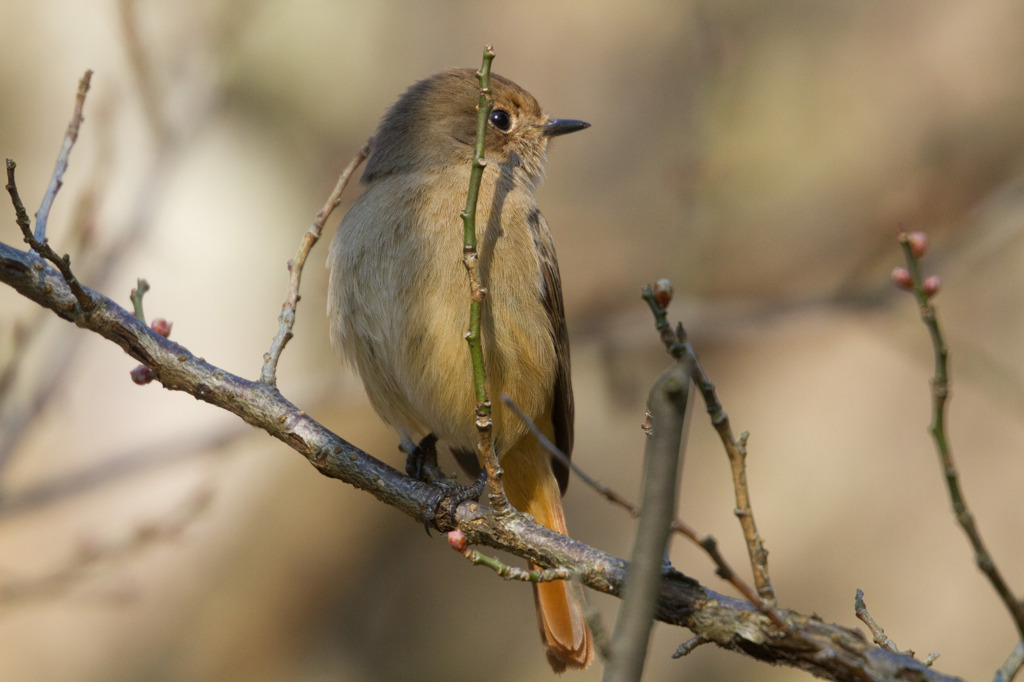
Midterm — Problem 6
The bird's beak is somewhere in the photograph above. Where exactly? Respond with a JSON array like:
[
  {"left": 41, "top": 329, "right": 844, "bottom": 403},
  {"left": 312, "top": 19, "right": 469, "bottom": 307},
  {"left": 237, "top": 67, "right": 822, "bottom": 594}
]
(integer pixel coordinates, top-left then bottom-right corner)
[{"left": 538, "top": 118, "right": 591, "bottom": 137}]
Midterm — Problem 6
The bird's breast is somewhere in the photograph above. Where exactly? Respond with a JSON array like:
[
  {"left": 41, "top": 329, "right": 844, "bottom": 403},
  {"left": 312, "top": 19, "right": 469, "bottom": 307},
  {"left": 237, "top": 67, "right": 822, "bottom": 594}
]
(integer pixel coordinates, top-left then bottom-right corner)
[{"left": 329, "top": 169, "right": 557, "bottom": 453}]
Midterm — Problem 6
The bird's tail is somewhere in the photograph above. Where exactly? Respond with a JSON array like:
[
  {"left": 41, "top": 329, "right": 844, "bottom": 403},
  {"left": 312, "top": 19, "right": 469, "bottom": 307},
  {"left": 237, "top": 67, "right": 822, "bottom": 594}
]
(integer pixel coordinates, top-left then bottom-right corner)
[{"left": 502, "top": 439, "right": 593, "bottom": 672}]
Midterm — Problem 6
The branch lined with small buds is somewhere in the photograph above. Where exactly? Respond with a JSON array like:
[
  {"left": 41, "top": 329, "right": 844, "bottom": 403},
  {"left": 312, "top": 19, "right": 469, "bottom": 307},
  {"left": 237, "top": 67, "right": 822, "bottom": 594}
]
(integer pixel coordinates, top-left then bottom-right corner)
[{"left": 895, "top": 227, "right": 1024, "bottom": 642}]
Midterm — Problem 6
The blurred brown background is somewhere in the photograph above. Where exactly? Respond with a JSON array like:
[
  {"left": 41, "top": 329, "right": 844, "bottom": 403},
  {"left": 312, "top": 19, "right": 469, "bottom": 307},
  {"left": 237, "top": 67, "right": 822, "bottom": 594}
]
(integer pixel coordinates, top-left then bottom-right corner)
[{"left": 2, "top": 1, "right": 1023, "bottom": 680}]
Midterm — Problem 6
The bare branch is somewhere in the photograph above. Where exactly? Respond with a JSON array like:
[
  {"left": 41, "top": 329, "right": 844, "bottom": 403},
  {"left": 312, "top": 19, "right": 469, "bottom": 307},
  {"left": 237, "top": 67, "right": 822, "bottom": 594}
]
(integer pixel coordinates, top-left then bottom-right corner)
[
  {"left": 606, "top": 359, "right": 691, "bottom": 681},
  {"left": 855, "top": 588, "right": 918, "bottom": 658},
  {"left": 642, "top": 282, "right": 777, "bottom": 605},
  {"left": 995, "top": 642, "right": 1024, "bottom": 682},
  {"left": 503, "top": 392, "right": 789, "bottom": 632},
  {"left": 0, "top": 238, "right": 969, "bottom": 682},
  {"left": 896, "top": 228, "right": 1024, "bottom": 642},
  {"left": 34, "top": 70, "right": 93, "bottom": 242},
  {"left": 6, "top": 75, "right": 97, "bottom": 316},
  {"left": 260, "top": 141, "right": 370, "bottom": 386}
]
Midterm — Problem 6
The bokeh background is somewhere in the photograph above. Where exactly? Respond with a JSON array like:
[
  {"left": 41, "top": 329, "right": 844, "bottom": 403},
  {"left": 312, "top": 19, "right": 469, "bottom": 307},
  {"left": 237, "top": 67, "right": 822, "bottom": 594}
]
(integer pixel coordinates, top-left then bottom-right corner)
[{"left": 2, "top": 1, "right": 1024, "bottom": 680}]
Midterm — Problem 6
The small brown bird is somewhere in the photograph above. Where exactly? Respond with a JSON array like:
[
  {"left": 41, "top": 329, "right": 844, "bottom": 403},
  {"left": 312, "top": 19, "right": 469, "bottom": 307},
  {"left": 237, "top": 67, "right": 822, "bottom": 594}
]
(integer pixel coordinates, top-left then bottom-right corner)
[{"left": 328, "top": 68, "right": 592, "bottom": 672}]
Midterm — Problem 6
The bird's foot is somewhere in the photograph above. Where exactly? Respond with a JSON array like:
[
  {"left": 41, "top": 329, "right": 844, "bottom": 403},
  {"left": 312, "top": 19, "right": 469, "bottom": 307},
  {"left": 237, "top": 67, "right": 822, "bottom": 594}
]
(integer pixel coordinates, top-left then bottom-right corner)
[
  {"left": 405, "top": 434, "right": 444, "bottom": 482},
  {"left": 404, "top": 434, "right": 486, "bottom": 534},
  {"left": 422, "top": 468, "right": 487, "bottom": 535}
]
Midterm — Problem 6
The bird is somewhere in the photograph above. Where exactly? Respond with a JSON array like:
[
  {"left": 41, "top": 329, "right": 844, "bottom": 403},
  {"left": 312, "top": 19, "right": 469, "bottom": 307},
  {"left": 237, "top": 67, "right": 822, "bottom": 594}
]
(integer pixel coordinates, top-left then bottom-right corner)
[{"left": 328, "top": 68, "right": 592, "bottom": 672}]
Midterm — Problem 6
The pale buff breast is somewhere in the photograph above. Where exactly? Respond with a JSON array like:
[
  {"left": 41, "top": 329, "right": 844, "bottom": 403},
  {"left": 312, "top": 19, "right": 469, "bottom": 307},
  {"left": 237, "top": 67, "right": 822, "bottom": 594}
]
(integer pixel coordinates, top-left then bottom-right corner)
[{"left": 328, "top": 168, "right": 557, "bottom": 457}]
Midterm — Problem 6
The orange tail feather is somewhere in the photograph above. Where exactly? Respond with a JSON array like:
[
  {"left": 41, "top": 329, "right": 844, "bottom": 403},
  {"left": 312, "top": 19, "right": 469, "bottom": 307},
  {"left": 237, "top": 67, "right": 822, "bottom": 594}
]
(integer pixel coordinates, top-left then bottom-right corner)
[{"left": 503, "top": 439, "right": 594, "bottom": 672}]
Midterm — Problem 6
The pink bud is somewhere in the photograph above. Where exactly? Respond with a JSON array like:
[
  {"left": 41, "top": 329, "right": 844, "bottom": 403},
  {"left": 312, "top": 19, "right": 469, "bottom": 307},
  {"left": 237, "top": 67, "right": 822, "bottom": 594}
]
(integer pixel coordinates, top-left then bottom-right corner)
[
  {"left": 922, "top": 275, "right": 941, "bottom": 298},
  {"left": 906, "top": 231, "right": 929, "bottom": 258},
  {"left": 448, "top": 529, "right": 468, "bottom": 552},
  {"left": 130, "top": 365, "right": 154, "bottom": 385},
  {"left": 150, "top": 318, "right": 173, "bottom": 338},
  {"left": 653, "top": 278, "right": 674, "bottom": 308},
  {"left": 890, "top": 267, "right": 913, "bottom": 290}
]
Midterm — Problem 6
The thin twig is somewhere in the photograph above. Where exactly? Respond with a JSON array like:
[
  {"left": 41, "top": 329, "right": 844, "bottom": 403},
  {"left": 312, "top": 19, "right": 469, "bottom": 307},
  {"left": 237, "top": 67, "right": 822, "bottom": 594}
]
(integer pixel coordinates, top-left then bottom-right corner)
[
  {"left": 672, "top": 636, "right": 710, "bottom": 659},
  {"left": 896, "top": 228, "right": 1024, "bottom": 642},
  {"left": 642, "top": 283, "right": 777, "bottom": 606},
  {"left": 500, "top": 392, "right": 785, "bottom": 629},
  {"left": 260, "top": 141, "right": 370, "bottom": 386},
  {"left": 7, "top": 158, "right": 95, "bottom": 313},
  {"left": 35, "top": 70, "right": 93, "bottom": 242},
  {"left": 854, "top": 588, "right": 917, "bottom": 658},
  {"left": 994, "top": 642, "right": 1024, "bottom": 682},
  {"left": 129, "top": 278, "right": 149, "bottom": 323},
  {"left": 5, "top": 72, "right": 97, "bottom": 314},
  {"left": 450, "top": 529, "right": 574, "bottom": 583},
  {"left": 4, "top": 159, "right": 32, "bottom": 235},
  {"left": 460, "top": 45, "right": 507, "bottom": 512},
  {"left": 502, "top": 392, "right": 635, "bottom": 509}
]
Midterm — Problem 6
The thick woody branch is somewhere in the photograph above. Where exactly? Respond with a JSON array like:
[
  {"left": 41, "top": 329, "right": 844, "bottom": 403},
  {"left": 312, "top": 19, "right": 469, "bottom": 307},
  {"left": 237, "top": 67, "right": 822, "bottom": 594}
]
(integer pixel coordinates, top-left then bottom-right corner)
[
  {"left": 0, "top": 239, "right": 965, "bottom": 682},
  {"left": 458, "top": 496, "right": 961, "bottom": 682}
]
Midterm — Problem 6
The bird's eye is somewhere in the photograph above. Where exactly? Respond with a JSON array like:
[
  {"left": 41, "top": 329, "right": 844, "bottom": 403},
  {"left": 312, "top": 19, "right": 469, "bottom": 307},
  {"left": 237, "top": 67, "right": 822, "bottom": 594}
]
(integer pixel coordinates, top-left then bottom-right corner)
[{"left": 488, "top": 109, "right": 513, "bottom": 132}]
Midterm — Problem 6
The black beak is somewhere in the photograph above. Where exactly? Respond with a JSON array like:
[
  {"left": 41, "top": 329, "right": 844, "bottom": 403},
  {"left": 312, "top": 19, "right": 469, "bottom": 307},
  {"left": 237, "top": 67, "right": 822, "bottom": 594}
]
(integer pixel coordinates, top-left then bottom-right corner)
[{"left": 538, "top": 118, "right": 591, "bottom": 137}]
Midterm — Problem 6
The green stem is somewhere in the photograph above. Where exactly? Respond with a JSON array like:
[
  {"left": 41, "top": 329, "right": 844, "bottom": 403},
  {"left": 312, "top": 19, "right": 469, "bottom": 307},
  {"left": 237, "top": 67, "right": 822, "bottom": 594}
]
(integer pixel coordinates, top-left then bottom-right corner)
[
  {"left": 459, "top": 45, "right": 507, "bottom": 511},
  {"left": 130, "top": 278, "right": 150, "bottom": 323},
  {"left": 898, "top": 232, "right": 1024, "bottom": 642},
  {"left": 461, "top": 45, "right": 495, "bottom": 408}
]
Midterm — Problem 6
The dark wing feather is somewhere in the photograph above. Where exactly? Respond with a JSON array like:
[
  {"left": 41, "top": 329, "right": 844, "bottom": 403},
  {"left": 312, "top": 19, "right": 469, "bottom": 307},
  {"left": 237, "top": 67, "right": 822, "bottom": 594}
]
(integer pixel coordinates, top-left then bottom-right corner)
[{"left": 528, "top": 208, "right": 574, "bottom": 495}]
